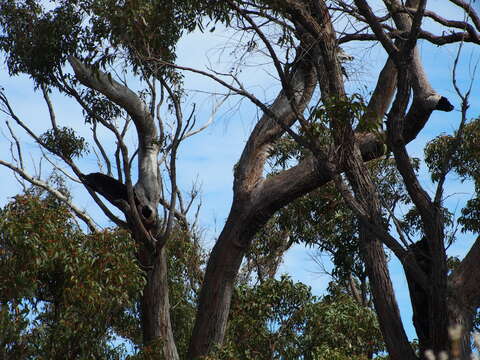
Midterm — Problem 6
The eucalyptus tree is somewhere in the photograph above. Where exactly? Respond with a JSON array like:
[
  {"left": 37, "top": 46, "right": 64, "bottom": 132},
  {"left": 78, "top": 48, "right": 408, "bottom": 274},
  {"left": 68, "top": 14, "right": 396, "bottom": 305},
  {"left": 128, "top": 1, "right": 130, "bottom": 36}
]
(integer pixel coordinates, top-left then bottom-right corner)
[
  {"left": 180, "top": 1, "right": 477, "bottom": 359},
  {"left": 0, "top": 188, "right": 146, "bottom": 359},
  {"left": 0, "top": 1, "right": 216, "bottom": 358},
  {"left": 1, "top": 1, "right": 480, "bottom": 360}
]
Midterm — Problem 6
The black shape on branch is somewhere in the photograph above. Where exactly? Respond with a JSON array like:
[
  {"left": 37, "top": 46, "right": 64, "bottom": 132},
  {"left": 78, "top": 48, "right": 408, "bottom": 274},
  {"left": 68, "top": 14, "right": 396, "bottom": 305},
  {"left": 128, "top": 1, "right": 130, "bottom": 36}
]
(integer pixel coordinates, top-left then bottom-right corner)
[
  {"left": 435, "top": 96, "right": 454, "bottom": 112},
  {"left": 81, "top": 172, "right": 131, "bottom": 207},
  {"left": 80, "top": 172, "right": 156, "bottom": 228}
]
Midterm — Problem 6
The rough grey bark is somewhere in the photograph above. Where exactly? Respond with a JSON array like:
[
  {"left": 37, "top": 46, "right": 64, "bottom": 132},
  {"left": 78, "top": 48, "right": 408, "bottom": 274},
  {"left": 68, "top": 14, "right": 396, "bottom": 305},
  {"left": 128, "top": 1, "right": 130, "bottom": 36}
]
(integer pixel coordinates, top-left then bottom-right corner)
[
  {"left": 292, "top": 1, "right": 421, "bottom": 359},
  {"left": 188, "top": 0, "right": 453, "bottom": 357},
  {"left": 187, "top": 0, "right": 459, "bottom": 357},
  {"left": 383, "top": 21, "right": 449, "bottom": 358},
  {"left": 351, "top": 0, "right": 464, "bottom": 357}
]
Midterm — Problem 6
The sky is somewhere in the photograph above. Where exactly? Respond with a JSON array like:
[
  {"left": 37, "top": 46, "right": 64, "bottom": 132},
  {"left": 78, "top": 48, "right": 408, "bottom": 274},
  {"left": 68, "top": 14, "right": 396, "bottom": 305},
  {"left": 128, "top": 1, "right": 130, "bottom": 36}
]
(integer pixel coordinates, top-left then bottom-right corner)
[{"left": 1, "top": 0, "right": 480, "bottom": 343}]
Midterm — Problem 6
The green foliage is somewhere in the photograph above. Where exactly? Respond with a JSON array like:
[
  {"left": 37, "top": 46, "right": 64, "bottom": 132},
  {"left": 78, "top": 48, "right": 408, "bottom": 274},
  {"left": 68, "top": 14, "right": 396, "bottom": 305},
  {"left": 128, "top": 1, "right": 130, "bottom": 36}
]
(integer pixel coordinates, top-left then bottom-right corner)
[
  {"left": 314, "top": 94, "right": 367, "bottom": 127},
  {"left": 242, "top": 219, "right": 292, "bottom": 282},
  {"left": 207, "top": 276, "right": 383, "bottom": 360},
  {"left": 86, "top": 0, "right": 229, "bottom": 73},
  {"left": 0, "top": 184, "right": 206, "bottom": 359},
  {"left": 459, "top": 197, "right": 480, "bottom": 233},
  {"left": 0, "top": 191, "right": 145, "bottom": 359},
  {"left": 306, "top": 288, "right": 384, "bottom": 360},
  {"left": 166, "top": 226, "right": 204, "bottom": 357},
  {"left": 0, "top": 0, "right": 82, "bottom": 85},
  {"left": 277, "top": 182, "right": 362, "bottom": 281},
  {"left": 123, "top": 224, "right": 205, "bottom": 359},
  {"left": 302, "top": 94, "right": 368, "bottom": 146},
  {"left": 268, "top": 95, "right": 370, "bottom": 166},
  {"left": 82, "top": 89, "right": 123, "bottom": 124},
  {"left": 425, "top": 118, "right": 480, "bottom": 233},
  {"left": 425, "top": 119, "right": 480, "bottom": 186},
  {"left": 39, "top": 126, "right": 89, "bottom": 159},
  {"left": 268, "top": 135, "right": 305, "bottom": 169},
  {"left": 400, "top": 205, "right": 453, "bottom": 239},
  {"left": 0, "top": 0, "right": 230, "bottom": 86}
]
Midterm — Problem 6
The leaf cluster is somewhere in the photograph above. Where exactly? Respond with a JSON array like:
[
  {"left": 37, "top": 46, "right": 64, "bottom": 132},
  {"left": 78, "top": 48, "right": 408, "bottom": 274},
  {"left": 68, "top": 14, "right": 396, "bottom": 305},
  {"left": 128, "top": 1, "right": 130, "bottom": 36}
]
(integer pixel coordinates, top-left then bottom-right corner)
[
  {"left": 208, "top": 276, "right": 384, "bottom": 360},
  {"left": 0, "top": 191, "right": 145, "bottom": 359},
  {"left": 0, "top": 0, "right": 82, "bottom": 86},
  {"left": 39, "top": 126, "right": 89, "bottom": 159},
  {"left": 166, "top": 226, "right": 205, "bottom": 357},
  {"left": 314, "top": 94, "right": 367, "bottom": 128},
  {"left": 82, "top": 88, "right": 123, "bottom": 124},
  {"left": 425, "top": 118, "right": 480, "bottom": 233},
  {"left": 0, "top": 0, "right": 231, "bottom": 87}
]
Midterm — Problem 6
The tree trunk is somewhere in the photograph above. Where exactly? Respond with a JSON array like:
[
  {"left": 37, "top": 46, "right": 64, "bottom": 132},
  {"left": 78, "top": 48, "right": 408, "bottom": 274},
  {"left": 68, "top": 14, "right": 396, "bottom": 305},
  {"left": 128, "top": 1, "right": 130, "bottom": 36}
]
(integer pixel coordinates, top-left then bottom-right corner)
[
  {"left": 187, "top": 206, "right": 248, "bottom": 359},
  {"left": 448, "top": 301, "right": 474, "bottom": 360},
  {"left": 360, "top": 225, "right": 418, "bottom": 360},
  {"left": 405, "top": 239, "right": 431, "bottom": 357},
  {"left": 449, "top": 235, "right": 480, "bottom": 359},
  {"left": 140, "top": 246, "right": 179, "bottom": 360}
]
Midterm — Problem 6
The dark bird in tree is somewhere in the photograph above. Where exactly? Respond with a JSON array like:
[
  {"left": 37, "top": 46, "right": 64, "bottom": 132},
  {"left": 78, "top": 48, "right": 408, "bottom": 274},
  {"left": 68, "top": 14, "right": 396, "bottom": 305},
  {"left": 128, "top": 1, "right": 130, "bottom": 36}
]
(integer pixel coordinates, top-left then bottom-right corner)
[
  {"left": 80, "top": 172, "right": 155, "bottom": 227},
  {"left": 435, "top": 97, "right": 454, "bottom": 111},
  {"left": 80, "top": 172, "right": 130, "bottom": 207}
]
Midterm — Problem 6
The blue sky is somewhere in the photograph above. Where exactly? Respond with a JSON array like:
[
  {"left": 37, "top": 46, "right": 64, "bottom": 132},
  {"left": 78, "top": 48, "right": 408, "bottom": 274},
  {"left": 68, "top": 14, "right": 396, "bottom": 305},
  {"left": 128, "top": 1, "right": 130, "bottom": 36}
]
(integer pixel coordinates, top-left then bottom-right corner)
[{"left": 1, "top": 1, "right": 480, "bottom": 343}]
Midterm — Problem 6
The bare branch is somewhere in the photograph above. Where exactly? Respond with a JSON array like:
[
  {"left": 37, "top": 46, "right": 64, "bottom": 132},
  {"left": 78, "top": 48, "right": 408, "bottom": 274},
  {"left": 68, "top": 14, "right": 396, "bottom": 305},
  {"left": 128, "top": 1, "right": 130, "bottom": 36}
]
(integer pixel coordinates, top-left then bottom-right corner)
[
  {"left": 449, "top": 0, "right": 480, "bottom": 31},
  {"left": 40, "top": 148, "right": 81, "bottom": 184},
  {"left": 41, "top": 84, "right": 59, "bottom": 132},
  {"left": 1, "top": 87, "right": 128, "bottom": 228},
  {"left": 92, "top": 121, "right": 112, "bottom": 176},
  {"left": 353, "top": 0, "right": 399, "bottom": 58},
  {"left": 182, "top": 95, "right": 228, "bottom": 140},
  {"left": 157, "top": 78, "right": 182, "bottom": 243},
  {"left": 433, "top": 38, "right": 477, "bottom": 206},
  {"left": 5, "top": 121, "right": 24, "bottom": 170},
  {"left": 0, "top": 159, "right": 98, "bottom": 232}
]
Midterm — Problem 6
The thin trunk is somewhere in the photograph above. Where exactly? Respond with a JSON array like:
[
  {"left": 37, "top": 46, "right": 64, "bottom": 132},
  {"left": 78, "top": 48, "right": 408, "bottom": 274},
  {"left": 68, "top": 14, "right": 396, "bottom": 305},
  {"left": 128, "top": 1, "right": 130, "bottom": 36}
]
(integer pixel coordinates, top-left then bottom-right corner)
[
  {"left": 360, "top": 225, "right": 417, "bottom": 360},
  {"left": 140, "top": 246, "right": 179, "bottom": 360}
]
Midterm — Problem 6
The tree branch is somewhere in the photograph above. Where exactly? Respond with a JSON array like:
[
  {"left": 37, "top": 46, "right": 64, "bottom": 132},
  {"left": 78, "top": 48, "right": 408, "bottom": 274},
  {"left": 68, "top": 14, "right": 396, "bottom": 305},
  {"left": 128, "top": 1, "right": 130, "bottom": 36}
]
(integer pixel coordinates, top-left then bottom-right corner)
[{"left": 0, "top": 160, "right": 98, "bottom": 232}]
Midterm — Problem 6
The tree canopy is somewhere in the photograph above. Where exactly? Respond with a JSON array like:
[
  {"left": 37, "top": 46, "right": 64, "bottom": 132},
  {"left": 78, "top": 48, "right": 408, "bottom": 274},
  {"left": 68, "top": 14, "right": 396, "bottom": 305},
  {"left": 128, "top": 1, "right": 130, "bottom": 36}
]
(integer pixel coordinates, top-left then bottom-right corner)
[{"left": 1, "top": 0, "right": 480, "bottom": 359}]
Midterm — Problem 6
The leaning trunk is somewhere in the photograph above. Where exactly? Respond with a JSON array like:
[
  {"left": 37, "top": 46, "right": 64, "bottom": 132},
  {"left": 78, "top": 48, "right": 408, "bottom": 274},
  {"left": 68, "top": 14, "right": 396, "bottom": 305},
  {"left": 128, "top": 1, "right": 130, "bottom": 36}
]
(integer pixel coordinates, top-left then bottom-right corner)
[
  {"left": 140, "top": 245, "right": 179, "bottom": 360},
  {"left": 359, "top": 225, "right": 418, "bottom": 360},
  {"left": 187, "top": 206, "right": 248, "bottom": 359}
]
